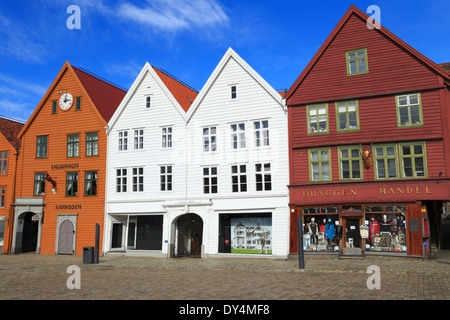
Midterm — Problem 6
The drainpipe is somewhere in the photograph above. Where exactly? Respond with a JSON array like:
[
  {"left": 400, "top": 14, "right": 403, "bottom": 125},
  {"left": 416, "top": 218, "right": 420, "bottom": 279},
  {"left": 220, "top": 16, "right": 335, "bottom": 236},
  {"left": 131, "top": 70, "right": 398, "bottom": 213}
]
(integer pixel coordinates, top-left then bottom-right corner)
[{"left": 7, "top": 148, "right": 19, "bottom": 253}]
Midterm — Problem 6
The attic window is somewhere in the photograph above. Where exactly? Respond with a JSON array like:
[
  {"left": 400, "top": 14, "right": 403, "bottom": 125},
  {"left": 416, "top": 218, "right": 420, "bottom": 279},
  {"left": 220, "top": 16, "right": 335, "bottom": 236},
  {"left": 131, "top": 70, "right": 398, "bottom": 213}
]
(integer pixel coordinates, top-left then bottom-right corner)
[
  {"left": 75, "top": 97, "right": 81, "bottom": 110},
  {"left": 145, "top": 95, "right": 152, "bottom": 109},
  {"left": 346, "top": 48, "right": 369, "bottom": 76},
  {"left": 52, "top": 101, "right": 57, "bottom": 114},
  {"left": 230, "top": 85, "right": 237, "bottom": 100}
]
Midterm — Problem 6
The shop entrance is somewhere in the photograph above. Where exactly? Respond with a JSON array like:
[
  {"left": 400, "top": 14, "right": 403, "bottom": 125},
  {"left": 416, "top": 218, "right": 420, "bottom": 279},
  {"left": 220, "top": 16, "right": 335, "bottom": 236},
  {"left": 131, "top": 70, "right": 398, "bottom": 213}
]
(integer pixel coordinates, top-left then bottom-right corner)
[
  {"left": 344, "top": 218, "right": 360, "bottom": 248},
  {"left": 175, "top": 213, "right": 203, "bottom": 257},
  {"left": 21, "top": 212, "right": 38, "bottom": 253}
]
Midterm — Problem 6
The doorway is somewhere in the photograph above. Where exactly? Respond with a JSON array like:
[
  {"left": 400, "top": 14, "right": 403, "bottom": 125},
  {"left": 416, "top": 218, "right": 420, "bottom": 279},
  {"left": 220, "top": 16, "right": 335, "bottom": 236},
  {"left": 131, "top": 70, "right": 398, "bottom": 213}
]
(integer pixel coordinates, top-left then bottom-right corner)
[
  {"left": 344, "top": 217, "right": 361, "bottom": 248},
  {"left": 175, "top": 213, "right": 203, "bottom": 257},
  {"left": 21, "top": 212, "right": 38, "bottom": 253},
  {"left": 58, "top": 220, "right": 75, "bottom": 254}
]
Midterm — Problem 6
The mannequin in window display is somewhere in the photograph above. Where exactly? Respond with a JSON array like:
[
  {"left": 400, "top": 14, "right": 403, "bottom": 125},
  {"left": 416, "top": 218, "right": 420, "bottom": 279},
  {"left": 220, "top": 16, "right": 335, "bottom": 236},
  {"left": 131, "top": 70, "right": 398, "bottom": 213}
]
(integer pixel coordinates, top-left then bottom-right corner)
[
  {"left": 380, "top": 214, "right": 391, "bottom": 232},
  {"left": 368, "top": 216, "right": 380, "bottom": 243},
  {"left": 308, "top": 217, "right": 319, "bottom": 245},
  {"left": 325, "top": 217, "right": 335, "bottom": 246},
  {"left": 379, "top": 215, "right": 392, "bottom": 248}
]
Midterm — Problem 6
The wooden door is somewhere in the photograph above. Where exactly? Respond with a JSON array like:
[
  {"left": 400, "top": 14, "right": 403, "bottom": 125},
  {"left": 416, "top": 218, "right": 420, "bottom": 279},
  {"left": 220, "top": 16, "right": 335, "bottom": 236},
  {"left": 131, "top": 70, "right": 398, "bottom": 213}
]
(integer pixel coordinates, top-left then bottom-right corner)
[{"left": 58, "top": 220, "right": 74, "bottom": 254}]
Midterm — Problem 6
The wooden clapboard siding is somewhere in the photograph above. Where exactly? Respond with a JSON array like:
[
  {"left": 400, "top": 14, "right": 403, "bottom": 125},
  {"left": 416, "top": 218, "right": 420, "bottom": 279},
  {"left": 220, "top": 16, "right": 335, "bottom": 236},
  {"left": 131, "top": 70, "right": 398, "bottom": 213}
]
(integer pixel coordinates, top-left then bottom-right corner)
[{"left": 16, "top": 62, "right": 125, "bottom": 255}]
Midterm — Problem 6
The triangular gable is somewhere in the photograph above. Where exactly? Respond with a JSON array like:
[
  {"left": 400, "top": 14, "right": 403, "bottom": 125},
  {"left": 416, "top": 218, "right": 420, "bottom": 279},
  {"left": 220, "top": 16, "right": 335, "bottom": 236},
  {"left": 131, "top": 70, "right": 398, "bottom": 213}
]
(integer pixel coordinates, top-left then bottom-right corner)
[
  {"left": 0, "top": 117, "right": 24, "bottom": 150},
  {"left": 18, "top": 61, "right": 126, "bottom": 139},
  {"left": 286, "top": 4, "right": 450, "bottom": 101},
  {"left": 108, "top": 62, "right": 196, "bottom": 131},
  {"left": 186, "top": 47, "right": 286, "bottom": 122}
]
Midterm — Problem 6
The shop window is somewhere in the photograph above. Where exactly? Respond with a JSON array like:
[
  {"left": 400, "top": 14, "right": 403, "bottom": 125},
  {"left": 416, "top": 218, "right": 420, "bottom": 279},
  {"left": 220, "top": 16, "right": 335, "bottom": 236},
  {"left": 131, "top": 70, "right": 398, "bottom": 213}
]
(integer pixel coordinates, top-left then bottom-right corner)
[
  {"left": 132, "top": 167, "right": 144, "bottom": 192},
  {"left": 34, "top": 173, "right": 46, "bottom": 196},
  {"left": 160, "top": 165, "right": 172, "bottom": 191},
  {"left": 338, "top": 146, "right": 362, "bottom": 180},
  {"left": 254, "top": 120, "right": 269, "bottom": 147},
  {"left": 336, "top": 100, "right": 359, "bottom": 132},
  {"left": 302, "top": 207, "right": 340, "bottom": 252},
  {"left": 0, "top": 151, "right": 8, "bottom": 174},
  {"left": 36, "top": 136, "right": 47, "bottom": 158},
  {"left": 308, "top": 148, "right": 331, "bottom": 182},
  {"left": 231, "top": 123, "right": 246, "bottom": 149},
  {"left": 231, "top": 164, "right": 247, "bottom": 192},
  {"left": 219, "top": 213, "right": 272, "bottom": 254},
  {"left": 346, "top": 48, "right": 369, "bottom": 76},
  {"left": 203, "top": 126, "right": 217, "bottom": 152},
  {"left": 255, "top": 163, "right": 271, "bottom": 191},
  {"left": 161, "top": 127, "right": 172, "bottom": 148},
  {"left": 399, "top": 142, "right": 427, "bottom": 178},
  {"left": 86, "top": 132, "right": 98, "bottom": 156},
  {"left": 396, "top": 93, "right": 422, "bottom": 127},
  {"left": 364, "top": 205, "right": 407, "bottom": 253},
  {"left": 84, "top": 171, "right": 97, "bottom": 196},
  {"left": 116, "top": 168, "right": 127, "bottom": 193},
  {"left": 67, "top": 134, "right": 79, "bottom": 158},
  {"left": 118, "top": 130, "right": 128, "bottom": 151},
  {"left": 373, "top": 144, "right": 398, "bottom": 179},
  {"left": 203, "top": 167, "right": 218, "bottom": 194},
  {"left": 66, "top": 172, "right": 78, "bottom": 197},
  {"left": 125, "top": 215, "right": 163, "bottom": 250},
  {"left": 307, "top": 104, "right": 328, "bottom": 135}
]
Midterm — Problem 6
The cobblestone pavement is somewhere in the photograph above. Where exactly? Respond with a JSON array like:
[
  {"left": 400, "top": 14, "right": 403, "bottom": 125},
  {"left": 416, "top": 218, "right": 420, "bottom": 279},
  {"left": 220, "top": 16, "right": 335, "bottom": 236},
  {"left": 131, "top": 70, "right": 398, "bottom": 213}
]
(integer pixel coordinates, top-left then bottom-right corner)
[{"left": 0, "top": 251, "right": 449, "bottom": 303}]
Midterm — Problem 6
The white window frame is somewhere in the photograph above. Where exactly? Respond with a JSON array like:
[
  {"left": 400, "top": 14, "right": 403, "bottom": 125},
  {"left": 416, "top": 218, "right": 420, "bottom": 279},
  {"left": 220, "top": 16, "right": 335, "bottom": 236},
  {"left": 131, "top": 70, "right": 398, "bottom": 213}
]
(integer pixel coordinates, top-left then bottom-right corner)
[
  {"left": 230, "top": 84, "right": 238, "bottom": 100},
  {"left": 161, "top": 126, "right": 173, "bottom": 149},
  {"left": 231, "top": 164, "right": 247, "bottom": 193},
  {"left": 116, "top": 168, "right": 128, "bottom": 193},
  {"left": 254, "top": 120, "right": 270, "bottom": 147},
  {"left": 133, "top": 128, "right": 144, "bottom": 150},
  {"left": 255, "top": 163, "right": 272, "bottom": 191},
  {"left": 203, "top": 126, "right": 217, "bottom": 152},
  {"left": 132, "top": 167, "right": 144, "bottom": 192},
  {"left": 145, "top": 95, "right": 152, "bottom": 109},
  {"left": 160, "top": 165, "right": 173, "bottom": 191},
  {"left": 118, "top": 130, "right": 128, "bottom": 151},
  {"left": 203, "top": 166, "right": 218, "bottom": 194},
  {"left": 231, "top": 122, "right": 246, "bottom": 150}
]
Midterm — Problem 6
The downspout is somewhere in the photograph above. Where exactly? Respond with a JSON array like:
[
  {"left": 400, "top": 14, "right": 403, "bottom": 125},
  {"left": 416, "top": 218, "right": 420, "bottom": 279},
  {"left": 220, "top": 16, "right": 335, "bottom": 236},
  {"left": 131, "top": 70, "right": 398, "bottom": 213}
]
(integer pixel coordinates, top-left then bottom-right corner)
[{"left": 7, "top": 148, "right": 19, "bottom": 253}]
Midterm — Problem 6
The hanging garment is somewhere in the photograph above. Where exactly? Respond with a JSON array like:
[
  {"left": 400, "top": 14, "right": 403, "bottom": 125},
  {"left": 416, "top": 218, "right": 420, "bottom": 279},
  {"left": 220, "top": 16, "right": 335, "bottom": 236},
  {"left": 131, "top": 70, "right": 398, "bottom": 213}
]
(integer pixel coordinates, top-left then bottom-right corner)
[{"left": 325, "top": 222, "right": 335, "bottom": 240}]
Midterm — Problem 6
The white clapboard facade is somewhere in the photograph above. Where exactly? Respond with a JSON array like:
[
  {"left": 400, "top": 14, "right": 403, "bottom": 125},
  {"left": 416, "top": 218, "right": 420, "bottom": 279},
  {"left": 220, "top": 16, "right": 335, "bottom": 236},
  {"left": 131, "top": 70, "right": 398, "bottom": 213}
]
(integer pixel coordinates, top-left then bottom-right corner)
[{"left": 103, "top": 48, "right": 289, "bottom": 258}]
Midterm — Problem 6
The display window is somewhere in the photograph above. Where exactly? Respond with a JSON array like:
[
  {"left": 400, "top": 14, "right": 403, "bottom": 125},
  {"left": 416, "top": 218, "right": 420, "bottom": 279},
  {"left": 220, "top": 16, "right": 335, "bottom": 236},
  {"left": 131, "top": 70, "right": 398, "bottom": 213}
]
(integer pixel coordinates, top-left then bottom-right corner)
[
  {"left": 302, "top": 207, "right": 340, "bottom": 252},
  {"left": 364, "top": 205, "right": 407, "bottom": 252},
  {"left": 219, "top": 213, "right": 272, "bottom": 254}
]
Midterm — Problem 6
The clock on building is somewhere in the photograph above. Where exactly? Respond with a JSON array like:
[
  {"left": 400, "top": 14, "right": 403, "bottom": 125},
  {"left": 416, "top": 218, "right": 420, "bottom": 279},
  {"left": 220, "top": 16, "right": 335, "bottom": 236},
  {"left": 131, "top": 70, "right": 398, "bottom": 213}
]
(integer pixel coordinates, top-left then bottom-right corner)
[{"left": 59, "top": 92, "right": 73, "bottom": 110}]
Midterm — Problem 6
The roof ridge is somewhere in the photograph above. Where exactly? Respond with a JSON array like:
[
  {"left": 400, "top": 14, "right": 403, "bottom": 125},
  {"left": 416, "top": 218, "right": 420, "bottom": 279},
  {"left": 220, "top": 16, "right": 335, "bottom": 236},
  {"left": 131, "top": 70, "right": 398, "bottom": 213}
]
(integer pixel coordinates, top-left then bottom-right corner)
[
  {"left": 0, "top": 115, "right": 26, "bottom": 125},
  {"left": 152, "top": 66, "right": 198, "bottom": 93}
]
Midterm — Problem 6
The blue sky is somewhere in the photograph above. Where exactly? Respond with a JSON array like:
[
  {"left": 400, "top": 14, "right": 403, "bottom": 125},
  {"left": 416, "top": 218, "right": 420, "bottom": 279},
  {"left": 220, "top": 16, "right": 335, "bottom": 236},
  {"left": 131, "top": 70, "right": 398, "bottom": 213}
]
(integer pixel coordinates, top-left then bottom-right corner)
[{"left": 0, "top": 0, "right": 449, "bottom": 122}]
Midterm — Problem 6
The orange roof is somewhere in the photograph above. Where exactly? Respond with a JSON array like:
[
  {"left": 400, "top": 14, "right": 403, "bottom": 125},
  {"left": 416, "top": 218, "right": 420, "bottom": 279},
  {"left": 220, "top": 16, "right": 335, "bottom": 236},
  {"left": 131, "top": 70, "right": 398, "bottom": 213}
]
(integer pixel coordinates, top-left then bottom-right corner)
[
  {"left": 0, "top": 116, "right": 24, "bottom": 149},
  {"left": 152, "top": 67, "right": 198, "bottom": 112}
]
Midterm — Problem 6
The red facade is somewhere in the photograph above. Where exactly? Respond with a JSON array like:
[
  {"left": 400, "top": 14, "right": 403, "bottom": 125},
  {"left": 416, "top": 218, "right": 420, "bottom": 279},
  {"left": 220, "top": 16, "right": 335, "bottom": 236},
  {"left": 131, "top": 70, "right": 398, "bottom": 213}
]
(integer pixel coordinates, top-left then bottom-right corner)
[{"left": 286, "top": 5, "right": 450, "bottom": 257}]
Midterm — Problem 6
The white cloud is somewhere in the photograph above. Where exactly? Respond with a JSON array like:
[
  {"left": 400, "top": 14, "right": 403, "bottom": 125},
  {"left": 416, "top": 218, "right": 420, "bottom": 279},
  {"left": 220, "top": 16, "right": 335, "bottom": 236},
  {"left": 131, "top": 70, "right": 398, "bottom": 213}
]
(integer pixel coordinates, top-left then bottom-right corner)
[{"left": 117, "top": 0, "right": 229, "bottom": 32}]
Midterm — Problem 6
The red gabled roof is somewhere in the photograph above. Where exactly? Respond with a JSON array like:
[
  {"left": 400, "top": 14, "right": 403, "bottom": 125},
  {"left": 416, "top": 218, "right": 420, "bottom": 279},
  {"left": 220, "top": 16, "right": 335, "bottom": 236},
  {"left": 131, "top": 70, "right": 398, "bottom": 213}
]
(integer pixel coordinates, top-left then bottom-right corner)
[
  {"left": 286, "top": 4, "right": 450, "bottom": 101},
  {"left": 72, "top": 67, "right": 127, "bottom": 122},
  {"left": 0, "top": 116, "right": 24, "bottom": 150},
  {"left": 152, "top": 66, "right": 198, "bottom": 112}
]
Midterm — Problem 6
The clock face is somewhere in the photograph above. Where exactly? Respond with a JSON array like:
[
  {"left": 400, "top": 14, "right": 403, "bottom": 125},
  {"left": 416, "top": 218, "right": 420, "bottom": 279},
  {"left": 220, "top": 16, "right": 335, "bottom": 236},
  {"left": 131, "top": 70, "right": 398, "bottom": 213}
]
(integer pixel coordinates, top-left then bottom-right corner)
[{"left": 59, "top": 93, "right": 73, "bottom": 110}]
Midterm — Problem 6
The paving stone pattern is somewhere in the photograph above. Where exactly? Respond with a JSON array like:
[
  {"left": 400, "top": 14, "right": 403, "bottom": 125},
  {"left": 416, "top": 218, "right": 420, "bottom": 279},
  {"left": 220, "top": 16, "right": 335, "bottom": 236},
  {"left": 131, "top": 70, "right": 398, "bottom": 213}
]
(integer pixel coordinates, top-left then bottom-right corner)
[{"left": 0, "top": 252, "right": 449, "bottom": 300}]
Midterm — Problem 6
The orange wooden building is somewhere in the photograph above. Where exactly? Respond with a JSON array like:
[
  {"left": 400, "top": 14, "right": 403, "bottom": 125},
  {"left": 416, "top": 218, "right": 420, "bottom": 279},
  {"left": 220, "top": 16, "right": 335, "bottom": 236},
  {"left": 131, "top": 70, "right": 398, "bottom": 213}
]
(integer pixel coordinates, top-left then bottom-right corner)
[
  {"left": 0, "top": 117, "right": 24, "bottom": 254},
  {"left": 11, "top": 61, "right": 126, "bottom": 255}
]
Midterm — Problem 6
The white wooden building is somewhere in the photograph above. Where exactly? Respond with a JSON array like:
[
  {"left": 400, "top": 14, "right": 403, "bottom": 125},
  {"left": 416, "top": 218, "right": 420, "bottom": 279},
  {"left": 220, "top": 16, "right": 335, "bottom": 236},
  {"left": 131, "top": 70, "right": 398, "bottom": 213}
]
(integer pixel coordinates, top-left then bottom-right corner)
[{"left": 103, "top": 48, "right": 289, "bottom": 258}]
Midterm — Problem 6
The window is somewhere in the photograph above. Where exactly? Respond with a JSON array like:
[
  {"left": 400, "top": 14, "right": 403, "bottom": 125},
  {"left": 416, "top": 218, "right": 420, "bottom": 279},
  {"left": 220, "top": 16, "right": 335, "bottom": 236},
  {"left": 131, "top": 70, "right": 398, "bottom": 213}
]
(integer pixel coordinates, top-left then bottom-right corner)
[
  {"left": 203, "top": 126, "right": 217, "bottom": 152},
  {"left": 399, "top": 142, "right": 427, "bottom": 178},
  {"left": 36, "top": 136, "right": 47, "bottom": 158},
  {"left": 346, "top": 48, "right": 369, "bottom": 76},
  {"left": 66, "top": 172, "right": 78, "bottom": 197},
  {"left": 0, "top": 187, "right": 5, "bottom": 208},
  {"left": 254, "top": 120, "right": 269, "bottom": 147},
  {"left": 255, "top": 163, "right": 272, "bottom": 191},
  {"left": 336, "top": 100, "right": 359, "bottom": 132},
  {"left": 132, "top": 167, "right": 144, "bottom": 192},
  {"left": 161, "top": 127, "right": 172, "bottom": 148},
  {"left": 231, "top": 123, "right": 246, "bottom": 149},
  {"left": 231, "top": 164, "right": 247, "bottom": 192},
  {"left": 86, "top": 132, "right": 98, "bottom": 156},
  {"left": 145, "top": 95, "right": 152, "bottom": 109},
  {"left": 338, "top": 147, "right": 362, "bottom": 180},
  {"left": 230, "top": 85, "right": 237, "bottom": 99},
  {"left": 52, "top": 100, "right": 57, "bottom": 114},
  {"left": 85, "top": 171, "right": 97, "bottom": 196},
  {"left": 160, "top": 165, "right": 172, "bottom": 191},
  {"left": 34, "top": 173, "right": 46, "bottom": 196},
  {"left": 307, "top": 104, "right": 328, "bottom": 134},
  {"left": 0, "top": 152, "right": 8, "bottom": 174},
  {"left": 75, "top": 97, "right": 81, "bottom": 110},
  {"left": 67, "top": 134, "right": 79, "bottom": 158},
  {"left": 118, "top": 131, "right": 128, "bottom": 151},
  {"left": 396, "top": 93, "right": 422, "bottom": 127},
  {"left": 116, "top": 168, "right": 127, "bottom": 193},
  {"left": 203, "top": 167, "right": 218, "bottom": 194},
  {"left": 309, "top": 148, "right": 331, "bottom": 182},
  {"left": 373, "top": 145, "right": 398, "bottom": 179},
  {"left": 134, "top": 129, "right": 144, "bottom": 150}
]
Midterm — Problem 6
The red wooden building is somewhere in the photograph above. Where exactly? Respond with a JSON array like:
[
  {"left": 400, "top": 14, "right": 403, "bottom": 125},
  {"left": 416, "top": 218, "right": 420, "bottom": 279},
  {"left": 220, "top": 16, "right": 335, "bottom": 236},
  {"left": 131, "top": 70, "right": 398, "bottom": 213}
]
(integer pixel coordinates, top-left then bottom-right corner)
[{"left": 286, "top": 5, "right": 450, "bottom": 257}]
